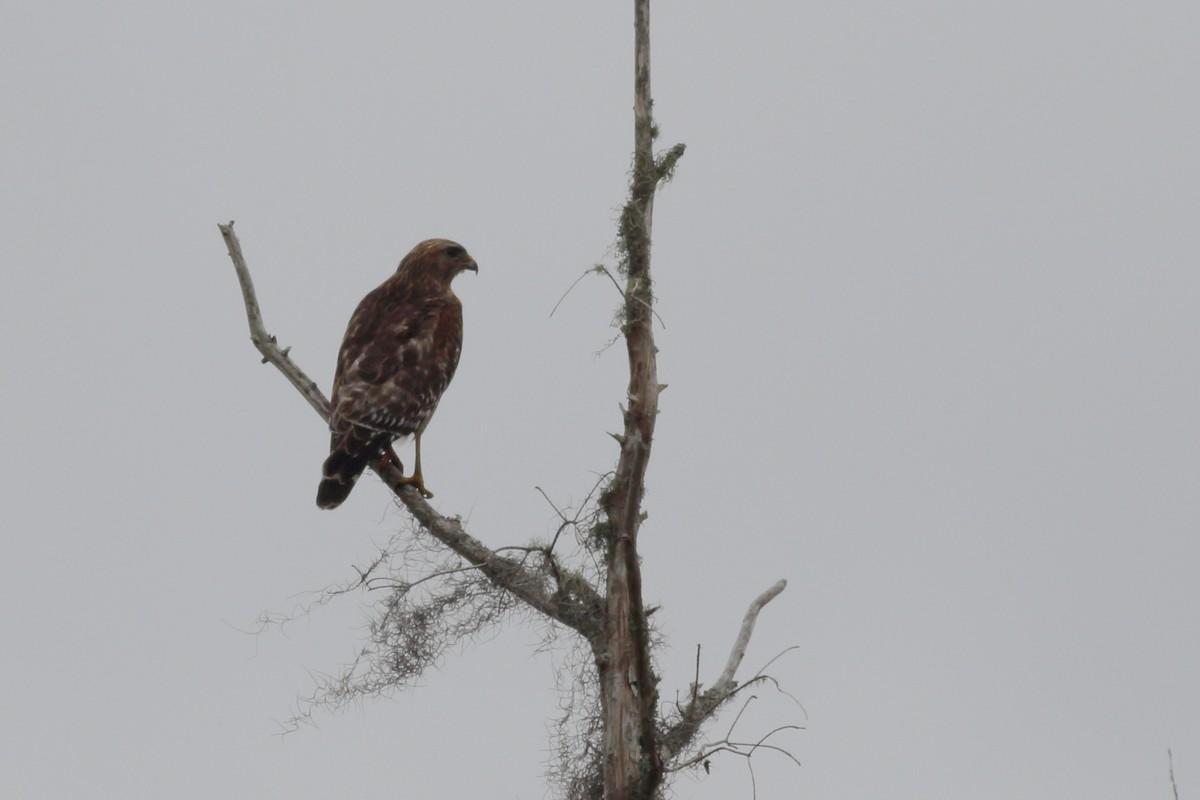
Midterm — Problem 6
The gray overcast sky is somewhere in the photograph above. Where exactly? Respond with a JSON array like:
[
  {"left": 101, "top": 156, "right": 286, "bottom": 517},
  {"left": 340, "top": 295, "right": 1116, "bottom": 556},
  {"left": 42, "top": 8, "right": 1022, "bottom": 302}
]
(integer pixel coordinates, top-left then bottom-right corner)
[{"left": 2, "top": 1, "right": 1197, "bottom": 798}]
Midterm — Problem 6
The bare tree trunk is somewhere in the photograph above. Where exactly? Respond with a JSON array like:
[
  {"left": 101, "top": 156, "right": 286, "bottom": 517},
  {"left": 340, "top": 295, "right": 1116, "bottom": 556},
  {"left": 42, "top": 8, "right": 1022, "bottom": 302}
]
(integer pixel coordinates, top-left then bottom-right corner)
[{"left": 595, "top": 2, "right": 679, "bottom": 798}]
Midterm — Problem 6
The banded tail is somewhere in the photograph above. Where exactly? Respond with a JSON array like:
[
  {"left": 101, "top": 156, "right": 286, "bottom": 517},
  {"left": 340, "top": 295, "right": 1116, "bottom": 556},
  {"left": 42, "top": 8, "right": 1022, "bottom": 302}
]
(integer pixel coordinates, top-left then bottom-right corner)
[{"left": 316, "top": 427, "right": 390, "bottom": 509}]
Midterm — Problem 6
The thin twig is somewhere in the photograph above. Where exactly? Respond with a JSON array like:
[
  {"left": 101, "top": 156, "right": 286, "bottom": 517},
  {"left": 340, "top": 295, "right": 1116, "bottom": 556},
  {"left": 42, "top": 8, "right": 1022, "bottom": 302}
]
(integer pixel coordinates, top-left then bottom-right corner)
[
  {"left": 670, "top": 725, "right": 805, "bottom": 774},
  {"left": 1170, "top": 748, "right": 1180, "bottom": 800},
  {"left": 752, "top": 644, "right": 800, "bottom": 679},
  {"left": 549, "top": 267, "right": 596, "bottom": 318},
  {"left": 550, "top": 263, "right": 667, "bottom": 329},
  {"left": 724, "top": 695, "right": 758, "bottom": 741},
  {"left": 596, "top": 264, "right": 667, "bottom": 329},
  {"left": 742, "top": 726, "right": 805, "bottom": 769}
]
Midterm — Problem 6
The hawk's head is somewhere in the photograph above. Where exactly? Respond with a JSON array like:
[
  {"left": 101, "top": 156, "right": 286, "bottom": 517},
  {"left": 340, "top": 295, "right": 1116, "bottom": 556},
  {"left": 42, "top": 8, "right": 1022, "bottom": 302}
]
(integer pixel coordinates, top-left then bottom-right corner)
[{"left": 400, "top": 239, "right": 479, "bottom": 289}]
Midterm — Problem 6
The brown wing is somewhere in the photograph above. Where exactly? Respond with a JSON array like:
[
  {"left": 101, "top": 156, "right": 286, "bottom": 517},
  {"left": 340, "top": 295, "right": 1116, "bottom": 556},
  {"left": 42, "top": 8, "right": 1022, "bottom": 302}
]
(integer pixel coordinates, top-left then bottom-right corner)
[{"left": 316, "top": 280, "right": 464, "bottom": 509}]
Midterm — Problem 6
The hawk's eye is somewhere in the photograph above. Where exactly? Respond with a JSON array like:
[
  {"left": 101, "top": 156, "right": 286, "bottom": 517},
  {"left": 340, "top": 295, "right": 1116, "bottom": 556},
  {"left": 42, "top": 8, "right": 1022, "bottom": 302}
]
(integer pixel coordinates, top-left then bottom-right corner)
[{"left": 444, "top": 245, "right": 464, "bottom": 258}]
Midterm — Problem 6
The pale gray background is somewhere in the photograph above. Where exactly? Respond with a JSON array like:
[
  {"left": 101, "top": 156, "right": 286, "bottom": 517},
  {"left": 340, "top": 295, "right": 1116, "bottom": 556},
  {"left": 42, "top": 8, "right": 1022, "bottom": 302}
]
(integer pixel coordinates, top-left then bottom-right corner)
[{"left": 2, "top": 2, "right": 1197, "bottom": 798}]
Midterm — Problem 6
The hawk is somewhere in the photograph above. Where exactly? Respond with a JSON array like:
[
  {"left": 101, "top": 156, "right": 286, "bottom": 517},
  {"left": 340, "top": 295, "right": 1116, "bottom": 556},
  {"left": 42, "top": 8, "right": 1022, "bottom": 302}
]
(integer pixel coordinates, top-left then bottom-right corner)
[{"left": 316, "top": 239, "right": 478, "bottom": 509}]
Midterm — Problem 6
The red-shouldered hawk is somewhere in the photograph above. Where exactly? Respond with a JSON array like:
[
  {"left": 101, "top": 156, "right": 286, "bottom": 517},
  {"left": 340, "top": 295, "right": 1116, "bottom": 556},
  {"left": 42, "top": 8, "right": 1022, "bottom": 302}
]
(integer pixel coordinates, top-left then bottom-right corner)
[{"left": 316, "top": 239, "right": 478, "bottom": 509}]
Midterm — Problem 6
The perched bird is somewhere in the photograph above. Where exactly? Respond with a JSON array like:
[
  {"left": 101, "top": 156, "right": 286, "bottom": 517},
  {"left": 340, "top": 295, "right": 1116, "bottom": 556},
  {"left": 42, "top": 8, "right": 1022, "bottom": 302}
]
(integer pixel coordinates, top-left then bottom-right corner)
[{"left": 316, "top": 239, "right": 478, "bottom": 509}]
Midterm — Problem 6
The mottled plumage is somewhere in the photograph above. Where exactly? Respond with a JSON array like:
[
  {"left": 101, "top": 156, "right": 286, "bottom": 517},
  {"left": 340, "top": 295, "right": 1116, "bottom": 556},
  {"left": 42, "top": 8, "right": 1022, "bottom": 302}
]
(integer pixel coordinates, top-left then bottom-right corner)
[{"left": 316, "top": 239, "right": 477, "bottom": 508}]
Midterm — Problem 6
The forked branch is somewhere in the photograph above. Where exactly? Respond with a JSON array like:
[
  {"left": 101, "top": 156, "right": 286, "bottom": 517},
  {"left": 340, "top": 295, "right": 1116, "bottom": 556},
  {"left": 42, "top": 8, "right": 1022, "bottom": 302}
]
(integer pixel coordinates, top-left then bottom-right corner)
[{"left": 659, "top": 579, "right": 789, "bottom": 765}]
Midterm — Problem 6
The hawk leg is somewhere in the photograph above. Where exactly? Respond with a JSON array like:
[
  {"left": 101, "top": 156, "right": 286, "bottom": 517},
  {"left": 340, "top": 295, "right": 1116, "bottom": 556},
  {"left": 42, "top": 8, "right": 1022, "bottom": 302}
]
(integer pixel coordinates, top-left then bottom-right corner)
[
  {"left": 374, "top": 444, "right": 431, "bottom": 497},
  {"left": 395, "top": 431, "right": 433, "bottom": 498}
]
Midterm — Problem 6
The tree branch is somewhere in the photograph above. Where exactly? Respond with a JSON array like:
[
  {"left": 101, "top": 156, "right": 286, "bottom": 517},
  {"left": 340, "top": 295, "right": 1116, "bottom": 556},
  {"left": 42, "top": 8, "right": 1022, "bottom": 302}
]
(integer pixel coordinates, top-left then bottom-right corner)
[
  {"left": 217, "top": 221, "right": 604, "bottom": 644},
  {"left": 659, "top": 580, "right": 788, "bottom": 764},
  {"left": 713, "top": 579, "right": 788, "bottom": 694},
  {"left": 220, "top": 222, "right": 328, "bottom": 418}
]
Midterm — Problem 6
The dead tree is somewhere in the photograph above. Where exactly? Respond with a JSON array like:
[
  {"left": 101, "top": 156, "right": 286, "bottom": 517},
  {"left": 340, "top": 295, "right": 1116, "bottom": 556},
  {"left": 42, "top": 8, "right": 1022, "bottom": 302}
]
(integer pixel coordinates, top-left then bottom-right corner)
[{"left": 220, "top": 2, "right": 790, "bottom": 798}]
